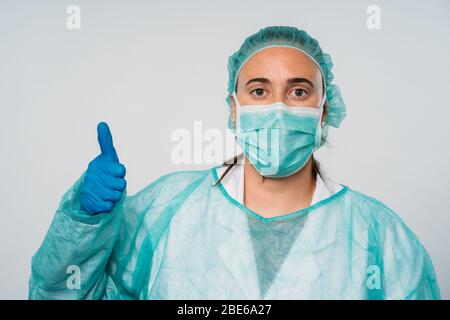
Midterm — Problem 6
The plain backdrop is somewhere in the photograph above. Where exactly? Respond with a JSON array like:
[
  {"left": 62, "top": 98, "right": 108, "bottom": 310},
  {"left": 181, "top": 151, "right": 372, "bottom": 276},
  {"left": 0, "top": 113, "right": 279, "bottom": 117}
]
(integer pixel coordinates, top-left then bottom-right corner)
[{"left": 0, "top": 0, "right": 449, "bottom": 299}]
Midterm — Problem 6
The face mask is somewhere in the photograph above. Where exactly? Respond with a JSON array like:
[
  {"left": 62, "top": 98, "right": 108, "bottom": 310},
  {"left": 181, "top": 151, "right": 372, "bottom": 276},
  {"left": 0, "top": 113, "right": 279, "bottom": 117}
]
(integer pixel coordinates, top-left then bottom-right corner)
[{"left": 232, "top": 92, "right": 326, "bottom": 178}]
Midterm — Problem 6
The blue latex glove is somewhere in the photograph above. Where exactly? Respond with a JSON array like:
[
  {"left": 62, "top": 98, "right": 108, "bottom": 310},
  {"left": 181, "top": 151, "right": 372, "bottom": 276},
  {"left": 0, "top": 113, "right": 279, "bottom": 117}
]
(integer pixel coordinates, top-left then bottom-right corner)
[{"left": 81, "top": 122, "right": 127, "bottom": 215}]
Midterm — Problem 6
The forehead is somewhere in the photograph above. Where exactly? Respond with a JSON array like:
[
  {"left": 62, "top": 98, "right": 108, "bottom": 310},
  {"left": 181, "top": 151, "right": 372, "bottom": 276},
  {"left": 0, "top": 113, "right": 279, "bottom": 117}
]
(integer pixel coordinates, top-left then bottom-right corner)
[{"left": 238, "top": 46, "right": 322, "bottom": 83}]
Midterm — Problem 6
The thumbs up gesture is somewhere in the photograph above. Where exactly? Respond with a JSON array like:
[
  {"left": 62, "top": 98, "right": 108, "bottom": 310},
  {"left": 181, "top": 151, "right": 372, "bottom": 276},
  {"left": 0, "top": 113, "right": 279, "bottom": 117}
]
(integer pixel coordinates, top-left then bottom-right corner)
[{"left": 81, "top": 122, "right": 127, "bottom": 215}]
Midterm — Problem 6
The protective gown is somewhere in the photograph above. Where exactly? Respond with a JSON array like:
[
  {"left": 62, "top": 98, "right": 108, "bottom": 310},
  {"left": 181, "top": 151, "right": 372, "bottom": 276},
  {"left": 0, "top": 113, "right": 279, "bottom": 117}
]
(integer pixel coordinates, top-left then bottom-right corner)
[{"left": 29, "top": 165, "right": 440, "bottom": 300}]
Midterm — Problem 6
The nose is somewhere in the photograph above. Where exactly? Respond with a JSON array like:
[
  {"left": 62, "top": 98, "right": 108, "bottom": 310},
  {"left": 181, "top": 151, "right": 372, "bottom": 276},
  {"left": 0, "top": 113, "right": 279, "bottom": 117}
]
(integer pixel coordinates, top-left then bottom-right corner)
[{"left": 270, "top": 89, "right": 288, "bottom": 105}]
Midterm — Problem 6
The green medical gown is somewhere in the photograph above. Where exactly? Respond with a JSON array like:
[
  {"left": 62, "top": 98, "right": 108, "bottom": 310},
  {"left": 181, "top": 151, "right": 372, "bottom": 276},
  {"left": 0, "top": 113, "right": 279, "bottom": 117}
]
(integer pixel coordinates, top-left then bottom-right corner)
[{"left": 29, "top": 167, "right": 440, "bottom": 299}]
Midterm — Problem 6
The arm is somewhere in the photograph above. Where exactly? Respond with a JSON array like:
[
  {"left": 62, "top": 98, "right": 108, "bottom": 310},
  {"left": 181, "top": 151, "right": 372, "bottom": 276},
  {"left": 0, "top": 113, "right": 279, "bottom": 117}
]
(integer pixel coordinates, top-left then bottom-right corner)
[
  {"left": 29, "top": 122, "right": 128, "bottom": 299},
  {"left": 381, "top": 214, "right": 441, "bottom": 300},
  {"left": 29, "top": 173, "right": 126, "bottom": 299}
]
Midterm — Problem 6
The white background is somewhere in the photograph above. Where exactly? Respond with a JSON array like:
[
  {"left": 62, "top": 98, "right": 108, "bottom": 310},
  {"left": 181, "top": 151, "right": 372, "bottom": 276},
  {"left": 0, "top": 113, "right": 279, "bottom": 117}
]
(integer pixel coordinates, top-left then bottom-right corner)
[{"left": 0, "top": 0, "right": 449, "bottom": 299}]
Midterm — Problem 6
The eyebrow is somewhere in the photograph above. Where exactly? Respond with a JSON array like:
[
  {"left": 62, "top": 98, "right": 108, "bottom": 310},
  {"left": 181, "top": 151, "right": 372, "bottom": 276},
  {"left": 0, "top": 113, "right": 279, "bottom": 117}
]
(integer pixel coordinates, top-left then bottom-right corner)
[{"left": 245, "top": 77, "right": 315, "bottom": 88}]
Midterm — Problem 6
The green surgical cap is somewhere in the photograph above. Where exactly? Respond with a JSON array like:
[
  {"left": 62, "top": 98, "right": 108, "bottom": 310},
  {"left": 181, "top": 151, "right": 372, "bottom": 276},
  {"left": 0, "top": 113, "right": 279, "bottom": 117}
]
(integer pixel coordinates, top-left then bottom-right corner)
[{"left": 226, "top": 26, "right": 347, "bottom": 137}]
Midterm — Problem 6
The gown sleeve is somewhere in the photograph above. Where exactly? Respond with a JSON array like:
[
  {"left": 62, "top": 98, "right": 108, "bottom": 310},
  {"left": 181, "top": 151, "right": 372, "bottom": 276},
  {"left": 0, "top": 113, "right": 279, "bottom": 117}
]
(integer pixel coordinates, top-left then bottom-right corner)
[
  {"left": 29, "top": 169, "right": 209, "bottom": 300},
  {"left": 379, "top": 207, "right": 441, "bottom": 300},
  {"left": 28, "top": 172, "right": 127, "bottom": 299}
]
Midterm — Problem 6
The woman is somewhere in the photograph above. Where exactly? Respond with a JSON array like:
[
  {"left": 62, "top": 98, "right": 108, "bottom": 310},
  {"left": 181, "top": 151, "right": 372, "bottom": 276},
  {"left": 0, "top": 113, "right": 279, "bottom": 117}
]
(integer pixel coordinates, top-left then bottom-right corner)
[{"left": 29, "top": 26, "right": 440, "bottom": 299}]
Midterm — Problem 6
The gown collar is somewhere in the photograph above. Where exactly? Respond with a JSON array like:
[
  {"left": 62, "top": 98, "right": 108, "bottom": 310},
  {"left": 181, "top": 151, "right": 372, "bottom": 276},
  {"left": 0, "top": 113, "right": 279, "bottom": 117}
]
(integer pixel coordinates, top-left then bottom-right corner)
[{"left": 215, "top": 161, "right": 343, "bottom": 206}]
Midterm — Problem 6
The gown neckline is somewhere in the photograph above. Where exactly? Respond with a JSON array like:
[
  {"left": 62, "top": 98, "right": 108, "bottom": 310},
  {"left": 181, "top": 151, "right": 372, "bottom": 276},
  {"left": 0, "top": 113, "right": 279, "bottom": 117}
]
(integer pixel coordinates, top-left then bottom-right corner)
[{"left": 211, "top": 165, "right": 349, "bottom": 223}]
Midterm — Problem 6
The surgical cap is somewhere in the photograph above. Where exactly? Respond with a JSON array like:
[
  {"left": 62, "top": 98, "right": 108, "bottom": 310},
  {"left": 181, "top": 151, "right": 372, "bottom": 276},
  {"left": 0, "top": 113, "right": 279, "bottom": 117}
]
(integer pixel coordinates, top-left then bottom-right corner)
[{"left": 226, "top": 26, "right": 347, "bottom": 145}]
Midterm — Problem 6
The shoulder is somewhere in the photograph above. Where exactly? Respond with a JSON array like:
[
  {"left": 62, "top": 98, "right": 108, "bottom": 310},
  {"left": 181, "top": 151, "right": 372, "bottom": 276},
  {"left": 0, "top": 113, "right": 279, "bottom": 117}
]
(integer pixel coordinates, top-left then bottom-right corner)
[
  {"left": 338, "top": 187, "right": 426, "bottom": 256},
  {"left": 343, "top": 187, "right": 440, "bottom": 295},
  {"left": 343, "top": 188, "right": 412, "bottom": 232},
  {"left": 343, "top": 188, "right": 440, "bottom": 298},
  {"left": 147, "top": 168, "right": 212, "bottom": 190},
  {"left": 125, "top": 168, "right": 213, "bottom": 209}
]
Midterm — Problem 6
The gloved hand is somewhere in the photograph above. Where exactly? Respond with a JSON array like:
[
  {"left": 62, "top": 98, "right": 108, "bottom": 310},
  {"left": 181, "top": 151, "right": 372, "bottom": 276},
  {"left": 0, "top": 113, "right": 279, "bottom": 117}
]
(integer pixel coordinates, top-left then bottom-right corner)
[{"left": 81, "top": 122, "right": 127, "bottom": 215}]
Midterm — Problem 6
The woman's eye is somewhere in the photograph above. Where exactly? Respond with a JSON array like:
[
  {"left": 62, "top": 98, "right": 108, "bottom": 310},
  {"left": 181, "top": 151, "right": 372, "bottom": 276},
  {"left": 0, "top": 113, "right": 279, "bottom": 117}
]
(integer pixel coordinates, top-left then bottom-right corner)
[
  {"left": 251, "top": 88, "right": 265, "bottom": 97},
  {"left": 293, "top": 88, "right": 307, "bottom": 97}
]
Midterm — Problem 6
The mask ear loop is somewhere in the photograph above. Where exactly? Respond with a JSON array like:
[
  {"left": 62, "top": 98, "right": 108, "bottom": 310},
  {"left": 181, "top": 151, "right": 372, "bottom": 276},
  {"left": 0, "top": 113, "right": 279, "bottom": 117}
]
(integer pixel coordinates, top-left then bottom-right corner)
[
  {"left": 314, "top": 87, "right": 327, "bottom": 150},
  {"left": 232, "top": 92, "right": 245, "bottom": 166},
  {"left": 232, "top": 92, "right": 242, "bottom": 134}
]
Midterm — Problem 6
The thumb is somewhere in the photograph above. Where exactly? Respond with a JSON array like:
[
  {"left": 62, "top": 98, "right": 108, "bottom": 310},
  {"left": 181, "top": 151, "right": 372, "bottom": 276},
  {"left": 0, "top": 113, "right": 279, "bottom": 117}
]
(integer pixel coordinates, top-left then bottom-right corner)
[{"left": 97, "top": 122, "right": 119, "bottom": 162}]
